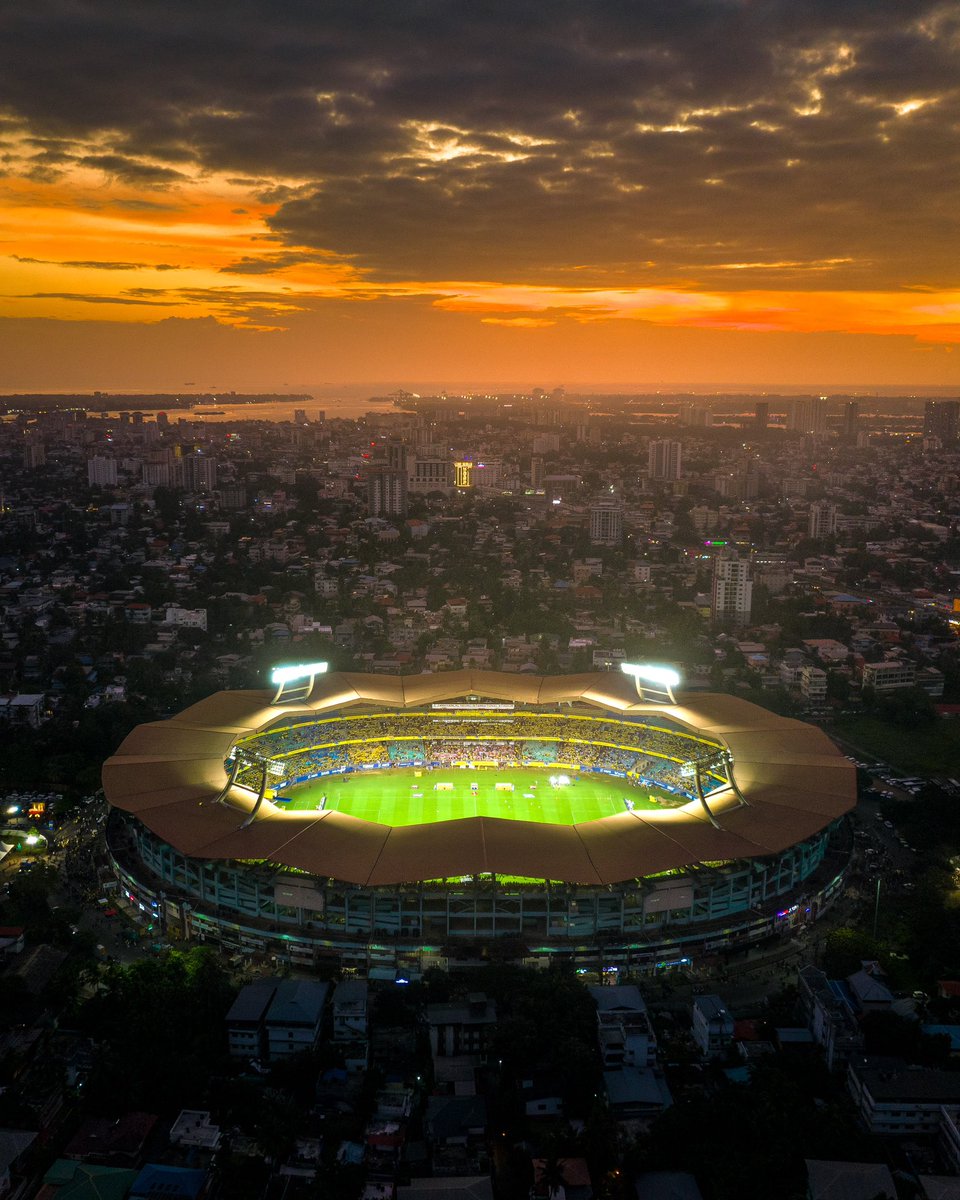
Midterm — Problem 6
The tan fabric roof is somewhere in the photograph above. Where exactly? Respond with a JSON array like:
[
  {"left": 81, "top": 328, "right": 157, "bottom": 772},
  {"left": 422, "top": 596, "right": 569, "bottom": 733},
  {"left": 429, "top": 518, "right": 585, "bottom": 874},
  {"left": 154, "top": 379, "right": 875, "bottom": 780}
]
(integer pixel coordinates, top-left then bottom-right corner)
[{"left": 102, "top": 670, "right": 856, "bottom": 885}]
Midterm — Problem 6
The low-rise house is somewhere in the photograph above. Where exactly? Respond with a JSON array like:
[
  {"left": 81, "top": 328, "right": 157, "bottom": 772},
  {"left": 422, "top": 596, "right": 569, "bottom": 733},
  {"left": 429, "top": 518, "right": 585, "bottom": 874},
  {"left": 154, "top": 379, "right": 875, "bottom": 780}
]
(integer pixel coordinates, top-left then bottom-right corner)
[
  {"left": 602, "top": 1067, "right": 673, "bottom": 1120},
  {"left": 332, "top": 979, "right": 368, "bottom": 1042},
  {"left": 129, "top": 1164, "right": 209, "bottom": 1200},
  {"left": 169, "top": 1111, "right": 221, "bottom": 1152},
  {"left": 36, "top": 1159, "right": 138, "bottom": 1200},
  {"left": 590, "top": 984, "right": 658, "bottom": 1069},
  {"left": 63, "top": 1112, "right": 157, "bottom": 1166},
  {"left": 691, "top": 995, "right": 734, "bottom": 1059},
  {"left": 225, "top": 979, "right": 277, "bottom": 1061},
  {"left": 0, "top": 1129, "right": 36, "bottom": 1198},
  {"left": 797, "top": 965, "right": 862, "bottom": 1071},
  {"left": 847, "top": 1056, "right": 960, "bottom": 1136},
  {"left": 426, "top": 995, "right": 497, "bottom": 1060},
  {"left": 805, "top": 1158, "right": 896, "bottom": 1200},
  {"left": 265, "top": 979, "right": 329, "bottom": 1060}
]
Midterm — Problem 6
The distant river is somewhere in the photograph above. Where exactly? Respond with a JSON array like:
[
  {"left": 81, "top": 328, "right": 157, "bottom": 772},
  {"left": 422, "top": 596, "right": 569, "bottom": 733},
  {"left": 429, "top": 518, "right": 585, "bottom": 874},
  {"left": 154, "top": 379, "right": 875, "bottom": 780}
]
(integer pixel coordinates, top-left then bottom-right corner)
[{"left": 99, "top": 396, "right": 402, "bottom": 423}]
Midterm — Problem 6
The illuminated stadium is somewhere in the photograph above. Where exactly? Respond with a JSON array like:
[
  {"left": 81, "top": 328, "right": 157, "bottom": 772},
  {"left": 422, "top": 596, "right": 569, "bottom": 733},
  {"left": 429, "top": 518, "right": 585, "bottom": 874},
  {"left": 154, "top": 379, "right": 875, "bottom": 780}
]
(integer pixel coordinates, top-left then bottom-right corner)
[{"left": 102, "top": 669, "right": 857, "bottom": 977}]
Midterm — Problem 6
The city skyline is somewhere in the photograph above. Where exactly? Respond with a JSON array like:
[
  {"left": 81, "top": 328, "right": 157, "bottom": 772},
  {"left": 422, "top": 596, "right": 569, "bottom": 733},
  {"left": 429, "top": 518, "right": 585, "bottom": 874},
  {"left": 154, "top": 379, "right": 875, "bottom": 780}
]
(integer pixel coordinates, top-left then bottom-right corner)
[{"left": 1, "top": 1, "right": 959, "bottom": 390}]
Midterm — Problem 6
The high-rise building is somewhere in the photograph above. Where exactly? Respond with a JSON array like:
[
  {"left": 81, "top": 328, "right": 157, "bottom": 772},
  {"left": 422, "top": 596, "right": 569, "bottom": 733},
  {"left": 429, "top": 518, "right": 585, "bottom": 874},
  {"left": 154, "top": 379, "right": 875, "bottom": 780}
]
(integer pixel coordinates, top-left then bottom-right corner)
[
  {"left": 530, "top": 456, "right": 544, "bottom": 490},
  {"left": 648, "top": 440, "right": 682, "bottom": 481},
  {"left": 923, "top": 400, "right": 959, "bottom": 443},
  {"left": 678, "top": 404, "right": 712, "bottom": 427},
  {"left": 787, "top": 396, "right": 828, "bottom": 435},
  {"left": 385, "top": 439, "right": 408, "bottom": 471},
  {"left": 808, "top": 502, "right": 837, "bottom": 539},
  {"left": 589, "top": 500, "right": 623, "bottom": 545},
  {"left": 408, "top": 458, "right": 453, "bottom": 493},
  {"left": 532, "top": 432, "right": 561, "bottom": 454},
  {"left": 711, "top": 555, "right": 752, "bottom": 626},
  {"left": 368, "top": 467, "right": 408, "bottom": 517},
  {"left": 22, "top": 442, "right": 46, "bottom": 469},
  {"left": 842, "top": 400, "right": 860, "bottom": 439},
  {"left": 754, "top": 401, "right": 769, "bottom": 431},
  {"left": 87, "top": 455, "right": 118, "bottom": 486},
  {"left": 178, "top": 453, "right": 218, "bottom": 491}
]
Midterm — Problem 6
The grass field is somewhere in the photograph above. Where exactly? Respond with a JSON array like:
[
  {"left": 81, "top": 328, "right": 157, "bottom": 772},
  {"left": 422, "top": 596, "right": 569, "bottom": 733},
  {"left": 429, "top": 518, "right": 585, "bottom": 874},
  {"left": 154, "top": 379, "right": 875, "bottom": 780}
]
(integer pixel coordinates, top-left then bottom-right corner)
[{"left": 274, "top": 766, "right": 684, "bottom": 826}]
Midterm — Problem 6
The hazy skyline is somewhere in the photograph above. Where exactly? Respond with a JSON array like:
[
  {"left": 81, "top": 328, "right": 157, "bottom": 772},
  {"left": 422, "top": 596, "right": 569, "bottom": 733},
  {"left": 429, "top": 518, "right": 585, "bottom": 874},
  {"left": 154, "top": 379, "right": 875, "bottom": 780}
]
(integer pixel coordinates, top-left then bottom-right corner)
[{"left": 1, "top": 1, "right": 959, "bottom": 390}]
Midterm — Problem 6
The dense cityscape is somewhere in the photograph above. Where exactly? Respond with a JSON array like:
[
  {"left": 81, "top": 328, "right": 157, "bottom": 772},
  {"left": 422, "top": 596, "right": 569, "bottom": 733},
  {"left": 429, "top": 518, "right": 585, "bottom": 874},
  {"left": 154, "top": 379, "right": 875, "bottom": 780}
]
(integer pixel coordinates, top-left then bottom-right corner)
[{"left": 0, "top": 391, "right": 957, "bottom": 1199}]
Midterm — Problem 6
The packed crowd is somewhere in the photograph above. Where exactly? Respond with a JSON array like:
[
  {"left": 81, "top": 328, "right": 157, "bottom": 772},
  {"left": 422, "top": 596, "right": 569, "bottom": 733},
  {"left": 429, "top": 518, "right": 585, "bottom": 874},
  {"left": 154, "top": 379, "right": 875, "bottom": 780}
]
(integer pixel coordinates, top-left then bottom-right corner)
[
  {"left": 232, "top": 733, "right": 724, "bottom": 801},
  {"left": 239, "top": 711, "right": 719, "bottom": 764}
]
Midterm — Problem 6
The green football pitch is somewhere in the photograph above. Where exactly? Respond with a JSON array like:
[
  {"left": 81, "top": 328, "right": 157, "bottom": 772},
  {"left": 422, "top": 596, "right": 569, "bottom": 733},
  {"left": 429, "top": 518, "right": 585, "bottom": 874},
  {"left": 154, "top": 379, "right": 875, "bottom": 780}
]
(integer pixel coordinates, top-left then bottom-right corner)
[{"left": 273, "top": 767, "right": 685, "bottom": 826}]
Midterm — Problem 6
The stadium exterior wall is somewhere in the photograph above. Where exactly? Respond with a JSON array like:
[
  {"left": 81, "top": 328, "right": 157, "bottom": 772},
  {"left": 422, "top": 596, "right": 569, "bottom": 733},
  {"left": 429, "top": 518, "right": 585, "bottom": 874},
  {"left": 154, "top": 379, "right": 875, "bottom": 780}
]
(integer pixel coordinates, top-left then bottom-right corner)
[{"left": 104, "top": 812, "right": 850, "bottom": 978}]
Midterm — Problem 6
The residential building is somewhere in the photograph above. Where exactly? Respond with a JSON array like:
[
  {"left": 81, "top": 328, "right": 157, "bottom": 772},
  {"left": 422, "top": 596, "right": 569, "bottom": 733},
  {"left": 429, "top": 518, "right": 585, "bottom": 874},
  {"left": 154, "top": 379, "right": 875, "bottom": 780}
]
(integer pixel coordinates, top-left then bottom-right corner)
[
  {"left": 265, "top": 980, "right": 329, "bottom": 1060},
  {"left": 842, "top": 400, "right": 860, "bottom": 439},
  {"left": 589, "top": 500, "right": 623, "bottom": 546},
  {"left": 862, "top": 660, "right": 917, "bottom": 692},
  {"left": 805, "top": 1159, "right": 895, "bottom": 1200},
  {"left": 787, "top": 396, "right": 828, "bottom": 435},
  {"left": 711, "top": 555, "right": 752, "bottom": 626},
  {"left": 225, "top": 979, "right": 277, "bottom": 1061},
  {"left": 924, "top": 400, "right": 959, "bottom": 444},
  {"left": 332, "top": 979, "right": 369, "bottom": 1042},
  {"left": 808, "top": 503, "right": 837, "bottom": 539},
  {"left": 178, "top": 453, "right": 217, "bottom": 491},
  {"left": 409, "top": 458, "right": 453, "bottom": 493},
  {"left": 648, "top": 440, "right": 682, "bottom": 481},
  {"left": 87, "top": 456, "right": 118, "bottom": 487},
  {"left": 368, "top": 467, "right": 408, "bottom": 518},
  {"left": 691, "top": 994, "right": 734, "bottom": 1058},
  {"left": 847, "top": 1057, "right": 960, "bottom": 1136},
  {"left": 165, "top": 606, "right": 208, "bottom": 631},
  {"left": 800, "top": 666, "right": 828, "bottom": 703},
  {"left": 426, "top": 994, "right": 497, "bottom": 1059},
  {"left": 602, "top": 1066, "right": 673, "bottom": 1118},
  {"left": 797, "top": 965, "right": 862, "bottom": 1072},
  {"left": 589, "top": 984, "right": 658, "bottom": 1068}
]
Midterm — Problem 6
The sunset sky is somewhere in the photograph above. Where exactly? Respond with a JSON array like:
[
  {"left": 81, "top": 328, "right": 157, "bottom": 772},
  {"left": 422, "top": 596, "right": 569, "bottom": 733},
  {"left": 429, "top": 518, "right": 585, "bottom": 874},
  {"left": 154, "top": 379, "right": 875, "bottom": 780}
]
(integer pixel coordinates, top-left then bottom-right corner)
[{"left": 1, "top": 0, "right": 959, "bottom": 392}]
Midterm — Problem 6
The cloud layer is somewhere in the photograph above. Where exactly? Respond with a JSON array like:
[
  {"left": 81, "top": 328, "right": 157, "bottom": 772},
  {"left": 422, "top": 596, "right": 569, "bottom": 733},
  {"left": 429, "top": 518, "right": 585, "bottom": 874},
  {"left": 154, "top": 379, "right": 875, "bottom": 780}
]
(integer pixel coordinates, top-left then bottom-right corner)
[{"left": 0, "top": 1, "right": 958, "bottom": 383}]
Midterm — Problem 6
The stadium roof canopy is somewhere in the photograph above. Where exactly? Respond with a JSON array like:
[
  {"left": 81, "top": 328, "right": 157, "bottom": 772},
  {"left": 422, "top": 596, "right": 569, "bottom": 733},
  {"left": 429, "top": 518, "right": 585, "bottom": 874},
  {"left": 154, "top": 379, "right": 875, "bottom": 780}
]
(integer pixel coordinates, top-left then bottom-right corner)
[{"left": 102, "top": 670, "right": 856, "bottom": 886}]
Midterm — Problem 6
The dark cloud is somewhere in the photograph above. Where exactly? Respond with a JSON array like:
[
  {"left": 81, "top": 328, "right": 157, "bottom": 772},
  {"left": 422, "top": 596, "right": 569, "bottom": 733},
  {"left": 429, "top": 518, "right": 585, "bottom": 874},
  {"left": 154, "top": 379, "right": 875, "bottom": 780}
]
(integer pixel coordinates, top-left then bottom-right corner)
[
  {"left": 0, "top": 1, "right": 957, "bottom": 286},
  {"left": 78, "top": 153, "right": 188, "bottom": 185},
  {"left": 19, "top": 292, "right": 176, "bottom": 305},
  {"left": 13, "top": 255, "right": 181, "bottom": 271}
]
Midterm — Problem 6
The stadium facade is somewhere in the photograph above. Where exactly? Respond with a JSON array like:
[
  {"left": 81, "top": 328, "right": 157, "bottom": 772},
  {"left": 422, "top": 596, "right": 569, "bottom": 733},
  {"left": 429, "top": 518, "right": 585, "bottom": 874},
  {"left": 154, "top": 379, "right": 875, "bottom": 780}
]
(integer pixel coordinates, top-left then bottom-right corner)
[{"left": 102, "top": 670, "right": 856, "bottom": 978}]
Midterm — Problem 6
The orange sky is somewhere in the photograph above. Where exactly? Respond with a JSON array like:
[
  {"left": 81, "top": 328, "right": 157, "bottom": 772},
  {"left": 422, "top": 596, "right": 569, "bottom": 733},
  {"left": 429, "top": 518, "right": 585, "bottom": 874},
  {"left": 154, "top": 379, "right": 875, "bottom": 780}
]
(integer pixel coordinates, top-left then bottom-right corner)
[{"left": 1, "top": 2, "right": 959, "bottom": 390}]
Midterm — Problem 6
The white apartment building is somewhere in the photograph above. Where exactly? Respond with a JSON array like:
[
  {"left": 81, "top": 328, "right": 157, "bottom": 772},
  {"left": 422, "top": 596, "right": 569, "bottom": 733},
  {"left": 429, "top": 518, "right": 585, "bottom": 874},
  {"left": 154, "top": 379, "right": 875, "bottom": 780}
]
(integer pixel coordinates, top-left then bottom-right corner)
[
  {"left": 800, "top": 666, "right": 828, "bottom": 702},
  {"left": 862, "top": 660, "right": 916, "bottom": 692},
  {"left": 711, "top": 555, "right": 752, "bottom": 626},
  {"left": 589, "top": 500, "right": 623, "bottom": 545},
  {"left": 87, "top": 456, "right": 118, "bottom": 487},
  {"left": 165, "top": 606, "right": 208, "bottom": 631},
  {"left": 648, "top": 439, "right": 682, "bottom": 481}
]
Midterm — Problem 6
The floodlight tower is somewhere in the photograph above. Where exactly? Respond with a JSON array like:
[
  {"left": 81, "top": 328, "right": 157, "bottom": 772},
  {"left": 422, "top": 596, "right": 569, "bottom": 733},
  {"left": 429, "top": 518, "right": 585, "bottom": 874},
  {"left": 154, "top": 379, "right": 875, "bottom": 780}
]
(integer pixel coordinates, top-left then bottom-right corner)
[
  {"left": 270, "top": 661, "right": 328, "bottom": 704},
  {"left": 620, "top": 662, "right": 681, "bottom": 704}
]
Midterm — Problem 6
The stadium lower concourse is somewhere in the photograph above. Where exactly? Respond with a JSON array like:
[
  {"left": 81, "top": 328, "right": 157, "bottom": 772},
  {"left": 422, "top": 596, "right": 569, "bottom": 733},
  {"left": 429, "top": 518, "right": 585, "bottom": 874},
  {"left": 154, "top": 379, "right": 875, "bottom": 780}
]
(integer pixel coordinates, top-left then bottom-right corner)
[{"left": 102, "top": 670, "right": 857, "bottom": 977}]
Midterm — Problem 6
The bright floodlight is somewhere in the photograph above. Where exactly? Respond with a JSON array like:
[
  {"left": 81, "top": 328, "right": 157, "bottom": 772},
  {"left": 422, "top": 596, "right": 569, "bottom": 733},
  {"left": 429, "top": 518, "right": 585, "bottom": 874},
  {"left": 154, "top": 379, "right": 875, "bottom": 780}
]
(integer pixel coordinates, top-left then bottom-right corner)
[
  {"left": 270, "top": 661, "right": 328, "bottom": 703},
  {"left": 621, "top": 662, "right": 681, "bottom": 703}
]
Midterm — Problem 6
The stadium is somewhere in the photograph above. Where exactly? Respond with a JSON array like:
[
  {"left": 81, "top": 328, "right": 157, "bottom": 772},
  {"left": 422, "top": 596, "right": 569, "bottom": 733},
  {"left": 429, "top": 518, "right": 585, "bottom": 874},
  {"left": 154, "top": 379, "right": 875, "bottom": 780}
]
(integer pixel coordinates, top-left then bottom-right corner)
[{"left": 102, "top": 669, "right": 857, "bottom": 978}]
